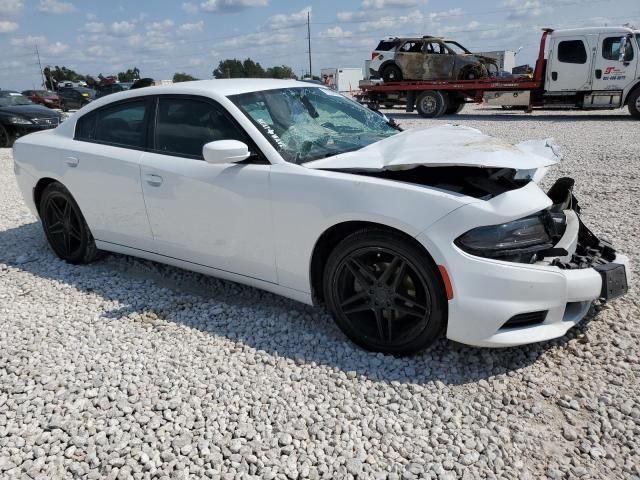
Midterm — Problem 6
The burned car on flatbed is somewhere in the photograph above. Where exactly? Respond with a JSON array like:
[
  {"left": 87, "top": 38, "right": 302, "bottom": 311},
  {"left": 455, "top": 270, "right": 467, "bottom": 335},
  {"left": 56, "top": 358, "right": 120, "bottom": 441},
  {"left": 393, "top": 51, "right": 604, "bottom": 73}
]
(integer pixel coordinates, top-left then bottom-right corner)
[{"left": 370, "top": 36, "right": 499, "bottom": 82}]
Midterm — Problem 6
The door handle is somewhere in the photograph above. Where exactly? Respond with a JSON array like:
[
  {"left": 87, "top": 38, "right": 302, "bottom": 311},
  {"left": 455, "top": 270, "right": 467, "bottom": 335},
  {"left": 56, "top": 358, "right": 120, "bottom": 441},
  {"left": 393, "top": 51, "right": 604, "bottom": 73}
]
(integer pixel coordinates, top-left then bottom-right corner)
[
  {"left": 144, "top": 174, "right": 163, "bottom": 187},
  {"left": 595, "top": 69, "right": 602, "bottom": 79},
  {"left": 551, "top": 72, "right": 558, "bottom": 81},
  {"left": 65, "top": 156, "right": 79, "bottom": 167}
]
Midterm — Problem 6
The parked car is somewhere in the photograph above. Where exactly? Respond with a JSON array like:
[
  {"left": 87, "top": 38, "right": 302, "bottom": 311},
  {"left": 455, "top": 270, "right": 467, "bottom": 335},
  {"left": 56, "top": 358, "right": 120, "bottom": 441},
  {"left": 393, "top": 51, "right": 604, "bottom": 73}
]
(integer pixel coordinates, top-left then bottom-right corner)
[
  {"left": 370, "top": 36, "right": 499, "bottom": 82},
  {"left": 21, "top": 89, "right": 61, "bottom": 109},
  {"left": 95, "top": 82, "right": 133, "bottom": 99},
  {"left": 0, "top": 91, "right": 62, "bottom": 147},
  {"left": 57, "top": 87, "right": 95, "bottom": 111},
  {"left": 12, "top": 79, "right": 629, "bottom": 354}
]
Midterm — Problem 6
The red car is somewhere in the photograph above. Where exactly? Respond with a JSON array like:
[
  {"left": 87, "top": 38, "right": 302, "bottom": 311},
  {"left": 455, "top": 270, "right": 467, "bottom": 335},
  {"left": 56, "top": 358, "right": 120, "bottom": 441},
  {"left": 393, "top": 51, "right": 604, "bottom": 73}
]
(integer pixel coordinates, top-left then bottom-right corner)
[{"left": 21, "top": 90, "right": 61, "bottom": 109}]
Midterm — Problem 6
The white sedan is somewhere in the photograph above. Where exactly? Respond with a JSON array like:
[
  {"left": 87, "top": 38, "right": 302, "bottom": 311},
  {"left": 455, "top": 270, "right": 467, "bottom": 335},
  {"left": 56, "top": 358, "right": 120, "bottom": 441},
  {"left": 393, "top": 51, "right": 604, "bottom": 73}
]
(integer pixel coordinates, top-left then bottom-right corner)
[{"left": 12, "top": 79, "right": 629, "bottom": 354}]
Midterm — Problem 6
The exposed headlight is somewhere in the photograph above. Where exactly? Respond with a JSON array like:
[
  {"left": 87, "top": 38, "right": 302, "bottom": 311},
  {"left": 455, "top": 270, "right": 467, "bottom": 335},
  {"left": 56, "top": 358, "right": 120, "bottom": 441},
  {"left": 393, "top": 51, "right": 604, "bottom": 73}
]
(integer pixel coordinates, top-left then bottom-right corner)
[
  {"left": 455, "top": 213, "right": 560, "bottom": 263},
  {"left": 7, "top": 116, "right": 33, "bottom": 125}
]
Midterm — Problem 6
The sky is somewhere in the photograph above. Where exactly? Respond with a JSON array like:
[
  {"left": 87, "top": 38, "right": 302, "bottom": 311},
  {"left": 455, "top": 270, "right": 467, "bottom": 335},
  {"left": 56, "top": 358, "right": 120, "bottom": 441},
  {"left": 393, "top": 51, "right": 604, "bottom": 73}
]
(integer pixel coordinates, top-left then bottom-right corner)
[{"left": 1, "top": 0, "right": 639, "bottom": 90}]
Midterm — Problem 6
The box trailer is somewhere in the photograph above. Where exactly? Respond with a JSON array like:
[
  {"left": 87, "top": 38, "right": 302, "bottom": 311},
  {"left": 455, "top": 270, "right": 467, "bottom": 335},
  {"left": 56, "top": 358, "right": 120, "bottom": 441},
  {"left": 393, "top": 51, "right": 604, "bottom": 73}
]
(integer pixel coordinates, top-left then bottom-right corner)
[{"left": 321, "top": 67, "right": 364, "bottom": 94}]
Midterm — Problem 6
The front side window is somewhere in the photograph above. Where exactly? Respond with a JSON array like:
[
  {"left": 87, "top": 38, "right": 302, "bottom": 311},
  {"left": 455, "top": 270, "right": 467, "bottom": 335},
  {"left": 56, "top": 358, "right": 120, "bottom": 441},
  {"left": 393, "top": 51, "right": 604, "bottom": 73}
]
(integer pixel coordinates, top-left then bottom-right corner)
[
  {"left": 154, "top": 97, "right": 249, "bottom": 158},
  {"left": 602, "top": 36, "right": 634, "bottom": 61},
  {"left": 229, "top": 87, "right": 397, "bottom": 164},
  {"left": 558, "top": 40, "right": 587, "bottom": 64},
  {"left": 75, "top": 100, "right": 147, "bottom": 148}
]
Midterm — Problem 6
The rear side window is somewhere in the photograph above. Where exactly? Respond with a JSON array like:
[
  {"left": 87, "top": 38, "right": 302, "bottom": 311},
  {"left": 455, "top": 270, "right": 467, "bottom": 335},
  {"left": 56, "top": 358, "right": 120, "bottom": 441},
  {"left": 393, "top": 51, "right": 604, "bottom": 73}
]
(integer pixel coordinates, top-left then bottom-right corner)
[
  {"left": 75, "top": 99, "right": 147, "bottom": 148},
  {"left": 558, "top": 40, "right": 587, "bottom": 64},
  {"left": 602, "top": 36, "right": 634, "bottom": 61},
  {"left": 375, "top": 40, "right": 396, "bottom": 51},
  {"left": 154, "top": 97, "right": 249, "bottom": 159}
]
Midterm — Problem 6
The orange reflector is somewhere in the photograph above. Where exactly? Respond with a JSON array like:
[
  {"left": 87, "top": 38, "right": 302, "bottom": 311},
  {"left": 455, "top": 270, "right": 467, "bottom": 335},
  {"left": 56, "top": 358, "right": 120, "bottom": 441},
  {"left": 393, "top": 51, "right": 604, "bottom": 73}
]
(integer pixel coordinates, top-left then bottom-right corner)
[{"left": 437, "top": 265, "right": 454, "bottom": 300}]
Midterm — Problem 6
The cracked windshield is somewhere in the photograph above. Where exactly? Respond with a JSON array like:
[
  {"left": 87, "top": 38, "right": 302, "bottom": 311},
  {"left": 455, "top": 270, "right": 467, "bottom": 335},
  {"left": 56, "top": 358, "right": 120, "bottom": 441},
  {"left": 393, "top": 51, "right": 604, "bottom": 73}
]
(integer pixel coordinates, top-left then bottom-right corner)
[{"left": 230, "top": 87, "right": 397, "bottom": 163}]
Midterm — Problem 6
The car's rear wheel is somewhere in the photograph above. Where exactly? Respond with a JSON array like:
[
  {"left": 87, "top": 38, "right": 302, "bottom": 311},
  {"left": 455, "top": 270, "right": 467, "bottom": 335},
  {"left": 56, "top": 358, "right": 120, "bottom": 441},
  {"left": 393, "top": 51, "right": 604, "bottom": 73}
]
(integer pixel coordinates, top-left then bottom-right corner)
[
  {"left": 381, "top": 64, "right": 403, "bottom": 83},
  {"left": 0, "top": 124, "right": 14, "bottom": 148},
  {"left": 40, "top": 182, "right": 99, "bottom": 264},
  {"left": 415, "top": 91, "right": 446, "bottom": 118},
  {"left": 323, "top": 229, "right": 447, "bottom": 355}
]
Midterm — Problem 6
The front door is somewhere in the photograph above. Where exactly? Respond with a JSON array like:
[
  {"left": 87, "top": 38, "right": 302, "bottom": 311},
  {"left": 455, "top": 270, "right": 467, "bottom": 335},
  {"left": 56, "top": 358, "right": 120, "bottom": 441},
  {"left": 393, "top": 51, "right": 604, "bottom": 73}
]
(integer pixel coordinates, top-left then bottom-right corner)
[
  {"left": 593, "top": 33, "right": 637, "bottom": 93},
  {"left": 394, "top": 40, "right": 426, "bottom": 80},
  {"left": 547, "top": 37, "right": 591, "bottom": 92},
  {"left": 139, "top": 95, "right": 277, "bottom": 283}
]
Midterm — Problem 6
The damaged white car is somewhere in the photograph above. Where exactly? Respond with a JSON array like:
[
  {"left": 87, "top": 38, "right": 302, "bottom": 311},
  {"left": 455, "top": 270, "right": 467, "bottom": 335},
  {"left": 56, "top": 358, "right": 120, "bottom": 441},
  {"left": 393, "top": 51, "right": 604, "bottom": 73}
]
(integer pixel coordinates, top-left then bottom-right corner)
[{"left": 13, "top": 79, "right": 630, "bottom": 354}]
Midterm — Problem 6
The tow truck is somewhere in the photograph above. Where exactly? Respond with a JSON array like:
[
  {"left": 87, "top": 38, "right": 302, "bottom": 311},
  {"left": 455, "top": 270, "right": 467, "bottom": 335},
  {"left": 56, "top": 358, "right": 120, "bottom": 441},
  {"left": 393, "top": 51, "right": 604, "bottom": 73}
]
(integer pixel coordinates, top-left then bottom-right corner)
[{"left": 355, "top": 27, "right": 640, "bottom": 119}]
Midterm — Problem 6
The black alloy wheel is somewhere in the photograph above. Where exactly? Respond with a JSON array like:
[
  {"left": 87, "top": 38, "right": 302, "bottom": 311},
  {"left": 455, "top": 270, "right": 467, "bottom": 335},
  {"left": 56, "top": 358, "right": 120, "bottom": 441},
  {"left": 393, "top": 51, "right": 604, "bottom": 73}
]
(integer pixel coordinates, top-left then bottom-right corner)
[
  {"left": 0, "top": 124, "right": 13, "bottom": 148},
  {"left": 40, "top": 183, "right": 99, "bottom": 264},
  {"left": 324, "top": 229, "right": 446, "bottom": 354}
]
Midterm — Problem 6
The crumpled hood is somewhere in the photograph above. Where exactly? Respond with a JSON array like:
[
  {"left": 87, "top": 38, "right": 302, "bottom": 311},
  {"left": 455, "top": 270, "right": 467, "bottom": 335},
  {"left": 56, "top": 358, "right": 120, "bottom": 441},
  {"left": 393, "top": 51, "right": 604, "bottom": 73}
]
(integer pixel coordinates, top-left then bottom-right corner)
[{"left": 303, "top": 124, "right": 562, "bottom": 175}]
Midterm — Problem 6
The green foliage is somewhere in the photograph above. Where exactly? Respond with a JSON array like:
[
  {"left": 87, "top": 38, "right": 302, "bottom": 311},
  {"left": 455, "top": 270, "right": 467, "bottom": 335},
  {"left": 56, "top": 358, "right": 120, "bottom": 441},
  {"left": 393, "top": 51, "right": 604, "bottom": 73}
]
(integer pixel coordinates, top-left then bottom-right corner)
[
  {"left": 117, "top": 67, "right": 141, "bottom": 83},
  {"left": 42, "top": 66, "right": 85, "bottom": 89},
  {"left": 213, "top": 58, "right": 296, "bottom": 79},
  {"left": 173, "top": 72, "right": 198, "bottom": 83}
]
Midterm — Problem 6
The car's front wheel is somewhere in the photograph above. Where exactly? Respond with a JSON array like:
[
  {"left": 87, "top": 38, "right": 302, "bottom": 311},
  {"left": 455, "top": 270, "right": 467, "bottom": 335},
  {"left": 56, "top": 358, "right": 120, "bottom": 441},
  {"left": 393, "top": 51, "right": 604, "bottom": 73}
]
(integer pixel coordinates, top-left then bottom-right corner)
[
  {"left": 40, "top": 182, "right": 100, "bottom": 264},
  {"left": 323, "top": 229, "right": 447, "bottom": 355}
]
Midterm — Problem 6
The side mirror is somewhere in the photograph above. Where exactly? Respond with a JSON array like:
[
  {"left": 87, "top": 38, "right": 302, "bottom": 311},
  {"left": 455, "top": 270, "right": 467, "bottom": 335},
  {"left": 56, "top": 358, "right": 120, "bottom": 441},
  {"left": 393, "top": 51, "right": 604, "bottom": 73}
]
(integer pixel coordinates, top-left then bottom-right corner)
[
  {"left": 619, "top": 35, "right": 630, "bottom": 63},
  {"left": 202, "top": 140, "right": 250, "bottom": 164}
]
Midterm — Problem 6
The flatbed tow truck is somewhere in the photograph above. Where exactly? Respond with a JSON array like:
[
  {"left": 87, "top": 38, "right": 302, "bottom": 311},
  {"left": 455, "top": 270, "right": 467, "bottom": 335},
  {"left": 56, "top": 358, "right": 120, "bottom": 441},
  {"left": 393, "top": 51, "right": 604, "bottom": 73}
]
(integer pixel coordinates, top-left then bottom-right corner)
[{"left": 355, "top": 27, "right": 640, "bottom": 119}]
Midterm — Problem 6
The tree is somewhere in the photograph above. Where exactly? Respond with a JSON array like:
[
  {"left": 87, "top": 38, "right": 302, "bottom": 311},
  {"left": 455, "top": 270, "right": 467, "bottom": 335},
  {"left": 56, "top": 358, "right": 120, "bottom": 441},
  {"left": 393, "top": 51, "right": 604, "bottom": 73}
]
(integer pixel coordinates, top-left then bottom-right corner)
[
  {"left": 117, "top": 67, "right": 140, "bottom": 82},
  {"left": 43, "top": 66, "right": 85, "bottom": 89},
  {"left": 172, "top": 72, "right": 198, "bottom": 83},
  {"left": 266, "top": 65, "right": 296, "bottom": 79},
  {"left": 212, "top": 58, "right": 296, "bottom": 79}
]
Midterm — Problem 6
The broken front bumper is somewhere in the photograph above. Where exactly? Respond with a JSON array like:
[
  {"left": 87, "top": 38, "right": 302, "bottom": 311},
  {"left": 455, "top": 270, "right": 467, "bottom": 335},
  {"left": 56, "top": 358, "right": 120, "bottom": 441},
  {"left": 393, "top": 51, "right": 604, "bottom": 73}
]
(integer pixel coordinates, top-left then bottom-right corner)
[{"left": 416, "top": 181, "right": 630, "bottom": 348}]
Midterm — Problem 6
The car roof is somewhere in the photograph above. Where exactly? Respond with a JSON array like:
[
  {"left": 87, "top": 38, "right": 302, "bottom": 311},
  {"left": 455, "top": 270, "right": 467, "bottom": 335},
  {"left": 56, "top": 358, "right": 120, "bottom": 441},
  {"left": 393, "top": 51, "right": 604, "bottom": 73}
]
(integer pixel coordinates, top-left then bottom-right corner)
[
  {"left": 550, "top": 26, "right": 636, "bottom": 36},
  {"left": 84, "top": 78, "right": 315, "bottom": 104},
  {"left": 0, "top": 90, "right": 20, "bottom": 96}
]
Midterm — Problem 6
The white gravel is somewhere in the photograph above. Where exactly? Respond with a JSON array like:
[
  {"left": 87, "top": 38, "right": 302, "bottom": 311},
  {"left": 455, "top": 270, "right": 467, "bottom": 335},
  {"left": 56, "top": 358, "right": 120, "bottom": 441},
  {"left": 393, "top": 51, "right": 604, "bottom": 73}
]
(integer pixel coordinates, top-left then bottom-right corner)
[{"left": 1, "top": 104, "right": 639, "bottom": 479}]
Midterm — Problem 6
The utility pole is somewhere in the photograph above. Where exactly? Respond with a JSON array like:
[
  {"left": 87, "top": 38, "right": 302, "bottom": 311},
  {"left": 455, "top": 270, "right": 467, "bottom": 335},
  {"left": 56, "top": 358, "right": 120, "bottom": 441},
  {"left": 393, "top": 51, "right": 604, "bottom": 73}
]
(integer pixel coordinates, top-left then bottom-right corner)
[
  {"left": 307, "top": 11, "right": 312, "bottom": 78},
  {"left": 35, "top": 44, "right": 46, "bottom": 88}
]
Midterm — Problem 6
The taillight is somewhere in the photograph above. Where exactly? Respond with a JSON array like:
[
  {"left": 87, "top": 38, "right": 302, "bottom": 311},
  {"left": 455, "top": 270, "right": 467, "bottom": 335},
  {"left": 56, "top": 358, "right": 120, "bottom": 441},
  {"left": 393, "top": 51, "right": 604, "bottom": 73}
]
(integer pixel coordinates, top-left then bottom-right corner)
[{"left": 371, "top": 52, "right": 378, "bottom": 60}]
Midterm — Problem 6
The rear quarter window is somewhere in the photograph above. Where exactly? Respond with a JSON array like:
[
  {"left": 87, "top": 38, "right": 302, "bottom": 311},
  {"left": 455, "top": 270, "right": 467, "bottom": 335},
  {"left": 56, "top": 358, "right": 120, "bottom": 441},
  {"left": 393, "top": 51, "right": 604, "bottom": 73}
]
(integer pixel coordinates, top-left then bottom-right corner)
[
  {"left": 375, "top": 40, "right": 397, "bottom": 51},
  {"left": 558, "top": 40, "right": 587, "bottom": 64}
]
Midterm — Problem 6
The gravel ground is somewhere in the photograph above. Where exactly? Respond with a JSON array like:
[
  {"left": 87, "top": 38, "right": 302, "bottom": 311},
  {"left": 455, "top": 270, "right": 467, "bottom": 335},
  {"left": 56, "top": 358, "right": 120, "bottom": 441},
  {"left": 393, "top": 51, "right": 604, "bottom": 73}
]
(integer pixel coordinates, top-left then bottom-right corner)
[{"left": 1, "top": 105, "right": 639, "bottom": 480}]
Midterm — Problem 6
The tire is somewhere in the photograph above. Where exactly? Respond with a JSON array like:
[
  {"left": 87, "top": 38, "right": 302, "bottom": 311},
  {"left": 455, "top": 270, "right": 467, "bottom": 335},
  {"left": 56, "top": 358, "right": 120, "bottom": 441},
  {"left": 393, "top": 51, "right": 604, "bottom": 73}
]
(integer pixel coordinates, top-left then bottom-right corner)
[
  {"left": 381, "top": 64, "right": 403, "bottom": 83},
  {"left": 628, "top": 88, "right": 640, "bottom": 119},
  {"left": 39, "top": 182, "right": 100, "bottom": 264},
  {"left": 458, "top": 65, "right": 483, "bottom": 80},
  {"left": 445, "top": 102, "right": 465, "bottom": 115},
  {"left": 415, "top": 91, "right": 446, "bottom": 118},
  {"left": 323, "top": 228, "right": 447, "bottom": 355},
  {"left": 0, "top": 124, "right": 14, "bottom": 148}
]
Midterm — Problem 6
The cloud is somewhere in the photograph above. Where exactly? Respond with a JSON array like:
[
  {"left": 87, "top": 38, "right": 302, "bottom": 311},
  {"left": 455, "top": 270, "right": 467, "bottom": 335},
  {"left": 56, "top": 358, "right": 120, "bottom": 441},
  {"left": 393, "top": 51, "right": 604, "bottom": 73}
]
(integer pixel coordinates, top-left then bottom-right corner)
[
  {"left": 85, "top": 12, "right": 96, "bottom": 20},
  {"left": 182, "top": 2, "right": 199, "bottom": 14},
  {"left": 111, "top": 20, "right": 136, "bottom": 34},
  {"left": 361, "top": 0, "right": 419, "bottom": 8},
  {"left": 199, "top": 0, "right": 268, "bottom": 13},
  {"left": 178, "top": 21, "right": 204, "bottom": 33},
  {"left": 0, "top": 0, "right": 23, "bottom": 15},
  {"left": 502, "top": 0, "right": 547, "bottom": 19},
  {"left": 320, "top": 26, "right": 353, "bottom": 38},
  {"left": 218, "top": 31, "right": 292, "bottom": 48},
  {"left": 146, "top": 19, "right": 174, "bottom": 30},
  {"left": 38, "top": 0, "right": 76, "bottom": 14},
  {"left": 267, "top": 6, "right": 311, "bottom": 29},
  {"left": 10, "top": 35, "right": 69, "bottom": 54},
  {"left": 83, "top": 21, "right": 105, "bottom": 33},
  {"left": 0, "top": 20, "right": 19, "bottom": 33}
]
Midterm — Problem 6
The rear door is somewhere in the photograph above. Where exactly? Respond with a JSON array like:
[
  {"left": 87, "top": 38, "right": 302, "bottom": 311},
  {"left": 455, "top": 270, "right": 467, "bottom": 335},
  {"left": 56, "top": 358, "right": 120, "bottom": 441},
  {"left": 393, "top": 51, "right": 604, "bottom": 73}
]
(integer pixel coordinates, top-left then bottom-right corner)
[
  {"left": 593, "top": 33, "right": 636, "bottom": 92},
  {"left": 547, "top": 37, "right": 591, "bottom": 91},
  {"left": 62, "top": 98, "right": 154, "bottom": 250},
  {"left": 394, "top": 40, "right": 426, "bottom": 79}
]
